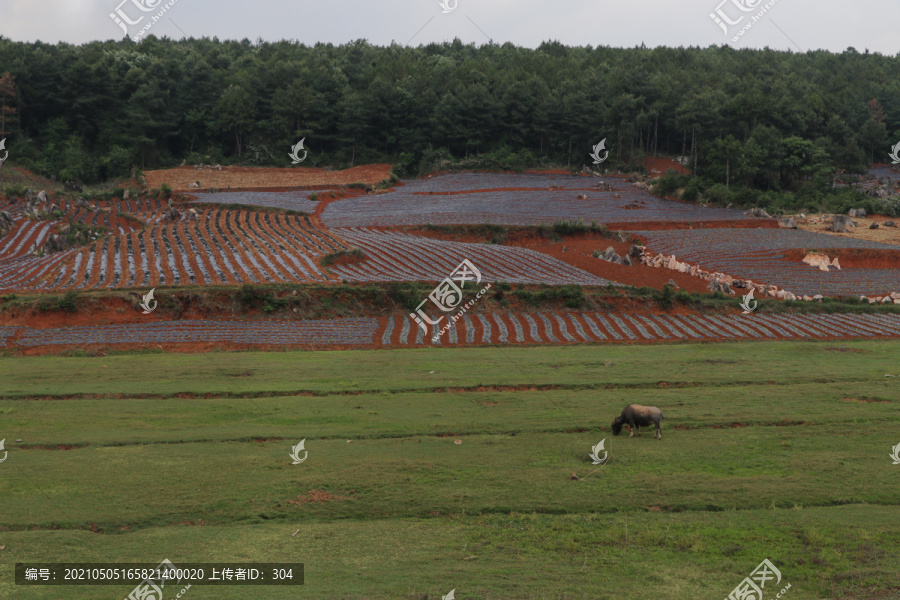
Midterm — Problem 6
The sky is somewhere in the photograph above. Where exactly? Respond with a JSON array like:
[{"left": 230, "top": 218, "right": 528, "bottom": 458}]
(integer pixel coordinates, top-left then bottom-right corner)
[{"left": 1, "top": 0, "right": 899, "bottom": 54}]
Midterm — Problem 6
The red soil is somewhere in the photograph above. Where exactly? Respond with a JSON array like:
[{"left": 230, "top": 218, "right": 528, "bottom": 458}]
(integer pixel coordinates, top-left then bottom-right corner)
[
  {"left": 518, "top": 236, "right": 710, "bottom": 294},
  {"left": 392, "top": 227, "right": 710, "bottom": 293},
  {"left": 325, "top": 252, "right": 366, "bottom": 267},
  {"left": 145, "top": 164, "right": 393, "bottom": 193},
  {"left": 644, "top": 156, "right": 688, "bottom": 175}
]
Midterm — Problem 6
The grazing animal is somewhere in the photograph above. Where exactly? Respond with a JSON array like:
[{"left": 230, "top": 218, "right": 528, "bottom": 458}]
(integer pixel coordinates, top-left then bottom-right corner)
[{"left": 611, "top": 404, "right": 663, "bottom": 439}]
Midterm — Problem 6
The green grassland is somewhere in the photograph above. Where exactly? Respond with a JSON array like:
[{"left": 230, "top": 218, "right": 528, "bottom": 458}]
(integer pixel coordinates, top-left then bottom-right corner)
[{"left": 0, "top": 341, "right": 899, "bottom": 599}]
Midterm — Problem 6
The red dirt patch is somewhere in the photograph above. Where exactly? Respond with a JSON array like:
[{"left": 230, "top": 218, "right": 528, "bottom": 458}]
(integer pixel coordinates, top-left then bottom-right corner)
[
  {"left": 324, "top": 252, "right": 366, "bottom": 267},
  {"left": 512, "top": 236, "right": 710, "bottom": 294},
  {"left": 645, "top": 156, "right": 688, "bottom": 175},
  {"left": 145, "top": 164, "right": 392, "bottom": 193}
]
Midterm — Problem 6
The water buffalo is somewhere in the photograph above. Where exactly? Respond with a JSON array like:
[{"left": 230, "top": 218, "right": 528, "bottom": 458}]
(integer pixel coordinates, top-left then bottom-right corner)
[{"left": 611, "top": 404, "right": 663, "bottom": 439}]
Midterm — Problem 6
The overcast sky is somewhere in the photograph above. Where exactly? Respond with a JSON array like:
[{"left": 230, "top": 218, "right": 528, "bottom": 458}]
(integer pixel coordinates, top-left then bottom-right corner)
[{"left": 1, "top": 0, "right": 898, "bottom": 55}]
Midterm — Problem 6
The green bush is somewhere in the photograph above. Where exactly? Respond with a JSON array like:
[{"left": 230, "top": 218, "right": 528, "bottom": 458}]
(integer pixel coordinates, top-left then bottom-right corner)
[
  {"left": 262, "top": 293, "right": 289, "bottom": 313},
  {"left": 682, "top": 177, "right": 703, "bottom": 202},
  {"left": 386, "top": 282, "right": 426, "bottom": 311},
  {"left": 56, "top": 291, "right": 78, "bottom": 312},
  {"left": 236, "top": 284, "right": 259, "bottom": 308},
  {"left": 652, "top": 169, "right": 691, "bottom": 197},
  {"left": 658, "top": 285, "right": 675, "bottom": 310},
  {"left": 2, "top": 184, "right": 28, "bottom": 198},
  {"left": 101, "top": 145, "right": 133, "bottom": 180}
]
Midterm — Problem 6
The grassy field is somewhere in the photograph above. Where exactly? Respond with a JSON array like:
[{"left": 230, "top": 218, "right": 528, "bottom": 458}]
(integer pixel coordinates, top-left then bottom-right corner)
[{"left": 1, "top": 340, "right": 899, "bottom": 599}]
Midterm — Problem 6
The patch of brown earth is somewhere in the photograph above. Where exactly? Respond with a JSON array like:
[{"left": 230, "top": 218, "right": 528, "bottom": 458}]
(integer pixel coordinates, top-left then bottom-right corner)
[
  {"left": 145, "top": 164, "right": 393, "bottom": 193},
  {"left": 842, "top": 397, "right": 890, "bottom": 404},
  {"left": 644, "top": 156, "right": 688, "bottom": 175},
  {"left": 324, "top": 252, "right": 366, "bottom": 267}
]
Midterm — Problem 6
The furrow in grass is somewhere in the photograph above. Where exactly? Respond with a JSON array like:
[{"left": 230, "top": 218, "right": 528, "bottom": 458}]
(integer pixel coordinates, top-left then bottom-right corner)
[{"left": 0, "top": 376, "right": 877, "bottom": 401}]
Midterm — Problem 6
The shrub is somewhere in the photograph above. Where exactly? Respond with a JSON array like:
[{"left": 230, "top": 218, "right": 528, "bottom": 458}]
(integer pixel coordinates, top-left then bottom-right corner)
[
  {"left": 101, "top": 145, "right": 133, "bottom": 180},
  {"left": 386, "top": 282, "right": 425, "bottom": 311},
  {"left": 682, "top": 177, "right": 703, "bottom": 202},
  {"left": 652, "top": 169, "right": 691, "bottom": 197},
  {"left": 236, "top": 284, "right": 259, "bottom": 308},
  {"left": 56, "top": 291, "right": 78, "bottom": 312},
  {"left": 705, "top": 183, "right": 732, "bottom": 206},
  {"left": 262, "top": 293, "right": 288, "bottom": 313},
  {"left": 2, "top": 184, "right": 28, "bottom": 198},
  {"left": 658, "top": 285, "right": 675, "bottom": 310}
]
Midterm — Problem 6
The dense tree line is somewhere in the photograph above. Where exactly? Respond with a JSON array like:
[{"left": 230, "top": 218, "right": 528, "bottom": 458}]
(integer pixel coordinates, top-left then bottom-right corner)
[{"left": 0, "top": 36, "right": 899, "bottom": 200}]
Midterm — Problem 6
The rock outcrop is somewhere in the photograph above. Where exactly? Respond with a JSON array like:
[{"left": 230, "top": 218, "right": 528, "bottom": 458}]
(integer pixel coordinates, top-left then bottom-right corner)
[
  {"left": 832, "top": 215, "right": 856, "bottom": 233},
  {"left": 779, "top": 217, "right": 798, "bottom": 229}
]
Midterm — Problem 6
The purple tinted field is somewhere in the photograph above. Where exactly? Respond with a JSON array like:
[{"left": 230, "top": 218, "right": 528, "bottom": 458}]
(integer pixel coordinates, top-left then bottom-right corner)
[
  {"left": 635, "top": 229, "right": 900, "bottom": 295},
  {"left": 5, "top": 312, "right": 900, "bottom": 350},
  {"left": 330, "top": 228, "right": 614, "bottom": 286},
  {"left": 320, "top": 173, "right": 749, "bottom": 227}
]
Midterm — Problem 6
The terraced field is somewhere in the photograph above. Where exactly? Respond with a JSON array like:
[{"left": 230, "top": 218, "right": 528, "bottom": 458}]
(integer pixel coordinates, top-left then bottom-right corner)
[
  {"left": 4, "top": 311, "right": 899, "bottom": 351},
  {"left": 4, "top": 318, "right": 380, "bottom": 348},
  {"left": 320, "top": 173, "right": 748, "bottom": 227},
  {"left": 635, "top": 228, "right": 900, "bottom": 295},
  {"left": 1, "top": 208, "right": 346, "bottom": 291},
  {"left": 330, "top": 228, "right": 612, "bottom": 285}
]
